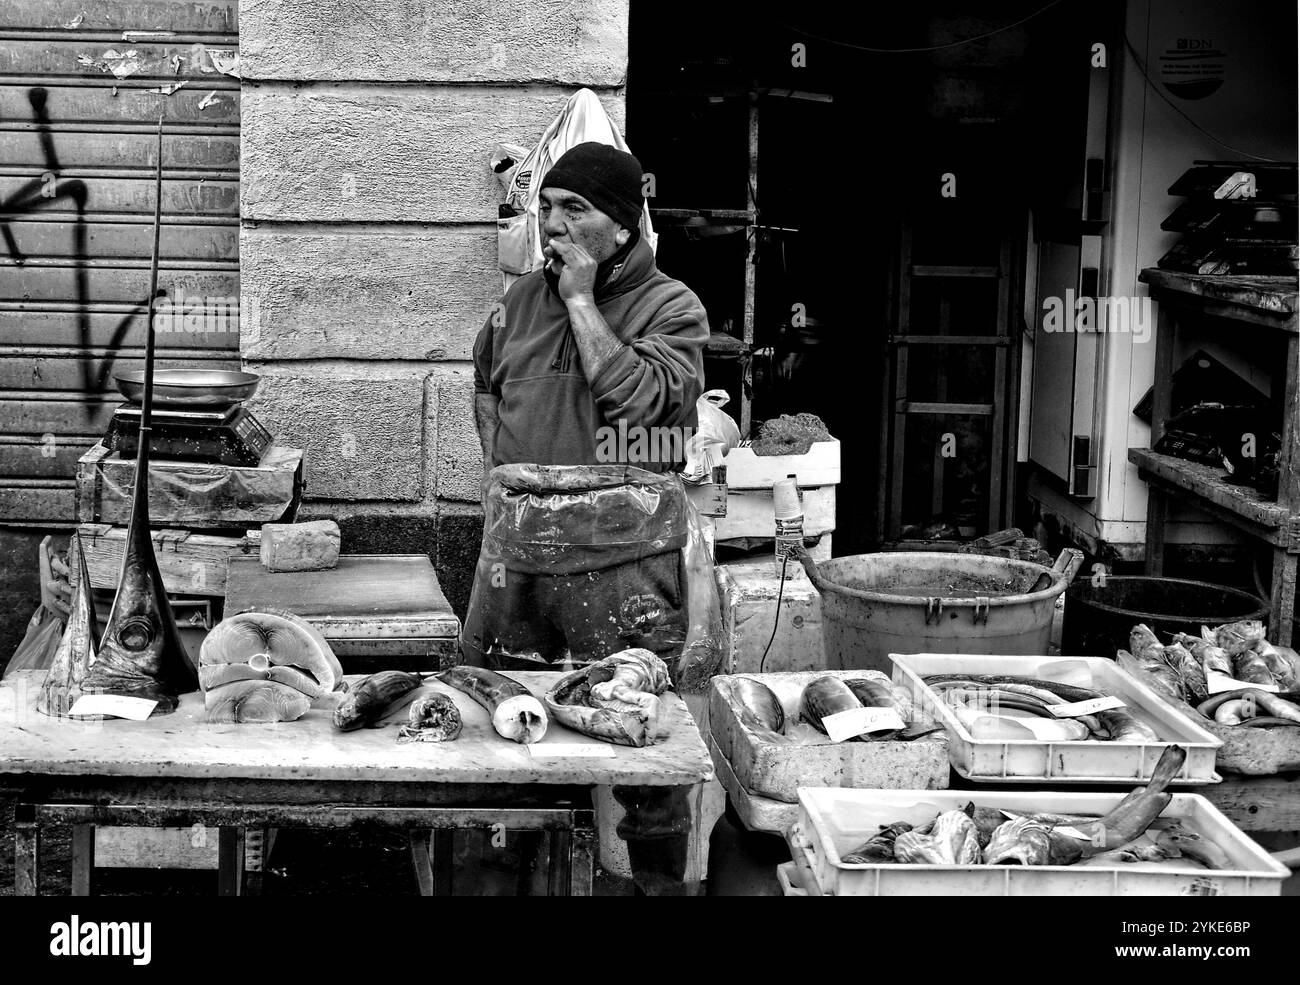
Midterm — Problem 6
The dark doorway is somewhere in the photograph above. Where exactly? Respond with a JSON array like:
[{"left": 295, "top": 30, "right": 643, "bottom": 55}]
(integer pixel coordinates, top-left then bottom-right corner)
[{"left": 629, "top": 1, "right": 1108, "bottom": 553}]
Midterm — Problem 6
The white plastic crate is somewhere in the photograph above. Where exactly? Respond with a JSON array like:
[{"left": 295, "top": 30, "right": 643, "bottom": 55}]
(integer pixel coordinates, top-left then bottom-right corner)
[
  {"left": 795, "top": 787, "right": 1288, "bottom": 896},
  {"left": 891, "top": 653, "right": 1221, "bottom": 785}
]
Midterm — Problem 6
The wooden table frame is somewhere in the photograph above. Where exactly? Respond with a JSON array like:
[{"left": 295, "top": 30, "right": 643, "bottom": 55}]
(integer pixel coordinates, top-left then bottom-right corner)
[
  {"left": 0, "top": 670, "right": 713, "bottom": 897},
  {"left": 1133, "top": 270, "right": 1299, "bottom": 645},
  {"left": 11, "top": 776, "right": 598, "bottom": 897}
]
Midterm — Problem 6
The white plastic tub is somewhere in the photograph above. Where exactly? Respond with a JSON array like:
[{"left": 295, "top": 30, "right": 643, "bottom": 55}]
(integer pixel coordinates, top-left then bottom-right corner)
[
  {"left": 795, "top": 787, "right": 1288, "bottom": 896},
  {"left": 891, "top": 653, "right": 1222, "bottom": 785}
]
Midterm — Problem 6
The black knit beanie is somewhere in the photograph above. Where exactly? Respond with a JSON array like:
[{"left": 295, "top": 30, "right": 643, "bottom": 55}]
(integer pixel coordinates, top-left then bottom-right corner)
[{"left": 539, "top": 141, "right": 644, "bottom": 231}]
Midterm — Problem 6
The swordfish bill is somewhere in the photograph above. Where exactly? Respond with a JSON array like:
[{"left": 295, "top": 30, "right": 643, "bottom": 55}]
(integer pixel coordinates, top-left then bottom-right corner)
[{"left": 78, "top": 115, "right": 198, "bottom": 714}]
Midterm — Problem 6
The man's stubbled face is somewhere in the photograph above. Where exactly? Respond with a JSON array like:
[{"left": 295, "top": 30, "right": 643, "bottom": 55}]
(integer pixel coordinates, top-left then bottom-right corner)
[{"left": 539, "top": 186, "right": 625, "bottom": 275}]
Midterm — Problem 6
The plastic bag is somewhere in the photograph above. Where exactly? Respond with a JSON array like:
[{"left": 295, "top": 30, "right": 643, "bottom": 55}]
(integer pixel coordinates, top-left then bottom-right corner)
[
  {"left": 490, "top": 141, "right": 530, "bottom": 197},
  {"left": 2, "top": 534, "right": 67, "bottom": 680},
  {"left": 2, "top": 605, "right": 64, "bottom": 680},
  {"left": 495, "top": 88, "right": 657, "bottom": 289},
  {"left": 462, "top": 464, "right": 727, "bottom": 691},
  {"left": 674, "top": 497, "right": 728, "bottom": 692},
  {"left": 682, "top": 389, "right": 740, "bottom": 484}
]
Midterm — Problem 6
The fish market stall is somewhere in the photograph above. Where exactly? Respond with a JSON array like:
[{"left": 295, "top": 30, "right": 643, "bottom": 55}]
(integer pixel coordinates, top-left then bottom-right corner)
[{"left": 0, "top": 668, "right": 713, "bottom": 896}]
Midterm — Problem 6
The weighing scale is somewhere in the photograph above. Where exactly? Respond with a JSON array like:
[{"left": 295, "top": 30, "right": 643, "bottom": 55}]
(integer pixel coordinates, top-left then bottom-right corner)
[{"left": 105, "top": 404, "right": 273, "bottom": 466}]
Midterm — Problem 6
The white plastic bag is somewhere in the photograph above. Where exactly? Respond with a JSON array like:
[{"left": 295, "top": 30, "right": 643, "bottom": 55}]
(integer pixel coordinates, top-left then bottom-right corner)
[
  {"left": 683, "top": 389, "right": 740, "bottom": 484},
  {"left": 497, "top": 88, "right": 657, "bottom": 289}
]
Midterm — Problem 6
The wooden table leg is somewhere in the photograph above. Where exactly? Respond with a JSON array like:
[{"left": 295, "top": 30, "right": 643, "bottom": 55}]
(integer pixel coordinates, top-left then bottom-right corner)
[
  {"left": 547, "top": 829, "right": 572, "bottom": 896},
  {"left": 429, "top": 829, "right": 454, "bottom": 896},
  {"left": 408, "top": 829, "right": 435, "bottom": 897},
  {"left": 1271, "top": 549, "right": 1298, "bottom": 647},
  {"left": 14, "top": 807, "right": 39, "bottom": 896},
  {"left": 1144, "top": 488, "right": 1168, "bottom": 576},
  {"left": 243, "top": 827, "right": 265, "bottom": 896},
  {"left": 570, "top": 822, "right": 596, "bottom": 897},
  {"left": 71, "top": 823, "right": 94, "bottom": 897},
  {"left": 217, "top": 826, "right": 245, "bottom": 896}
]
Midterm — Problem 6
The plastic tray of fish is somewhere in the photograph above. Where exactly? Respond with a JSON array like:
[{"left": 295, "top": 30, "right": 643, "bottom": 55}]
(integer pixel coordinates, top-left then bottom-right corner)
[
  {"left": 891, "top": 654, "right": 1222, "bottom": 785},
  {"left": 795, "top": 787, "right": 1288, "bottom": 896}
]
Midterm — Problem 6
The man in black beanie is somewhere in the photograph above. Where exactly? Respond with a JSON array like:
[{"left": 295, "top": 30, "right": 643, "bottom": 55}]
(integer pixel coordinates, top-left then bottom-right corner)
[{"left": 465, "top": 141, "right": 710, "bottom": 894}]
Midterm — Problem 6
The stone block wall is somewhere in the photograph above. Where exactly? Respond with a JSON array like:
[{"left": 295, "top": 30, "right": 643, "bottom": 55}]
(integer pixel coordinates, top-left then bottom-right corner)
[{"left": 238, "top": 0, "right": 629, "bottom": 613}]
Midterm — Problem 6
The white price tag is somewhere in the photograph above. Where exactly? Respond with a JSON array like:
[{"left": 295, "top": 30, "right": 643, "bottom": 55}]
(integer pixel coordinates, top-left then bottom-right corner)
[
  {"left": 1206, "top": 671, "right": 1278, "bottom": 695},
  {"left": 822, "top": 706, "right": 905, "bottom": 743},
  {"left": 68, "top": 694, "right": 158, "bottom": 721},
  {"left": 1048, "top": 695, "right": 1126, "bottom": 717},
  {"left": 528, "top": 743, "right": 616, "bottom": 759}
]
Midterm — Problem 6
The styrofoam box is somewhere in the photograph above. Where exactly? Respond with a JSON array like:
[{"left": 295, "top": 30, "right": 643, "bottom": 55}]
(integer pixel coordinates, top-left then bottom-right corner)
[
  {"left": 725, "top": 439, "right": 840, "bottom": 489},
  {"left": 891, "top": 654, "right": 1222, "bottom": 785},
  {"left": 795, "top": 787, "right": 1288, "bottom": 896},
  {"left": 714, "top": 484, "right": 836, "bottom": 542},
  {"left": 710, "top": 670, "right": 950, "bottom": 803},
  {"left": 715, "top": 559, "right": 825, "bottom": 674}
]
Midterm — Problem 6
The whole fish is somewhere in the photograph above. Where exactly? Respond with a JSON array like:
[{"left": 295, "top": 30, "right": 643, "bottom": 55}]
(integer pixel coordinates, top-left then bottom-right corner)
[
  {"left": 1130, "top": 624, "right": 1165, "bottom": 661},
  {"left": 1081, "top": 832, "right": 1176, "bottom": 866},
  {"left": 731, "top": 677, "right": 787, "bottom": 739},
  {"left": 1232, "top": 648, "right": 1274, "bottom": 687},
  {"left": 923, "top": 674, "right": 1098, "bottom": 704},
  {"left": 1173, "top": 632, "right": 1232, "bottom": 676},
  {"left": 1254, "top": 691, "right": 1300, "bottom": 723},
  {"left": 1214, "top": 698, "right": 1251, "bottom": 725},
  {"left": 983, "top": 816, "right": 1051, "bottom": 865},
  {"left": 1214, "top": 620, "right": 1267, "bottom": 656},
  {"left": 843, "top": 677, "right": 919, "bottom": 741},
  {"left": 893, "top": 830, "right": 948, "bottom": 864},
  {"left": 1116, "top": 649, "right": 1185, "bottom": 704},
  {"left": 842, "top": 822, "right": 912, "bottom": 864},
  {"left": 397, "top": 691, "right": 463, "bottom": 743},
  {"left": 1096, "top": 708, "right": 1160, "bottom": 743},
  {"left": 1151, "top": 819, "right": 1230, "bottom": 870},
  {"left": 1253, "top": 640, "right": 1295, "bottom": 688},
  {"left": 800, "top": 676, "right": 865, "bottom": 737},
  {"left": 932, "top": 809, "right": 981, "bottom": 864},
  {"left": 333, "top": 671, "right": 423, "bottom": 731},
  {"left": 1163, "top": 642, "right": 1207, "bottom": 703},
  {"left": 1083, "top": 744, "right": 1186, "bottom": 853},
  {"left": 844, "top": 677, "right": 897, "bottom": 709},
  {"left": 444, "top": 666, "right": 548, "bottom": 744},
  {"left": 1269, "top": 643, "right": 1300, "bottom": 688}
]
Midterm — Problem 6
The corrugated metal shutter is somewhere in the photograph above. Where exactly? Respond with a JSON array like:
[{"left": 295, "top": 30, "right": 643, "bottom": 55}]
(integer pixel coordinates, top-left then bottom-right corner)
[{"left": 0, "top": 0, "right": 240, "bottom": 522}]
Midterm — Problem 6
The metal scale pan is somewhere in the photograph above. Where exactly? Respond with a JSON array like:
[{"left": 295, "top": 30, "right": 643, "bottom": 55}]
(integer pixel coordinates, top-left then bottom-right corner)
[{"left": 107, "top": 369, "right": 273, "bottom": 466}]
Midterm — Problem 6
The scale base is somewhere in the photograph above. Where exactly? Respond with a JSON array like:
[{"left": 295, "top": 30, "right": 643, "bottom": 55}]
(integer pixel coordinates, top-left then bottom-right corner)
[{"left": 106, "top": 406, "right": 273, "bottom": 466}]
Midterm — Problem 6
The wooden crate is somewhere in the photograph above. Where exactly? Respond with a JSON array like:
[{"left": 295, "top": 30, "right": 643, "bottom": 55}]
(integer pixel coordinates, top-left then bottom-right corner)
[
  {"left": 709, "top": 671, "right": 950, "bottom": 804},
  {"left": 78, "top": 523, "right": 259, "bottom": 597},
  {"left": 224, "top": 555, "right": 461, "bottom": 666},
  {"left": 76, "top": 442, "right": 303, "bottom": 529}
]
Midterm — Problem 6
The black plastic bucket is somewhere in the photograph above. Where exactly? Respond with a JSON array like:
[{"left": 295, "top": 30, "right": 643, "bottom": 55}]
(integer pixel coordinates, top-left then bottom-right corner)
[{"left": 1062, "top": 576, "right": 1269, "bottom": 658}]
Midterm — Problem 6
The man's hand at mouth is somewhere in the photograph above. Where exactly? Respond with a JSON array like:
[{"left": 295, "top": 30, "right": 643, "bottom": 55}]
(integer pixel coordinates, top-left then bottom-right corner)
[{"left": 546, "top": 238, "right": 598, "bottom": 306}]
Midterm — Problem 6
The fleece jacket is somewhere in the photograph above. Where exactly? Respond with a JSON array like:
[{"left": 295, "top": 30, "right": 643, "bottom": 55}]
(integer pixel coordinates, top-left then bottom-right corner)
[{"left": 472, "top": 236, "right": 709, "bottom": 472}]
